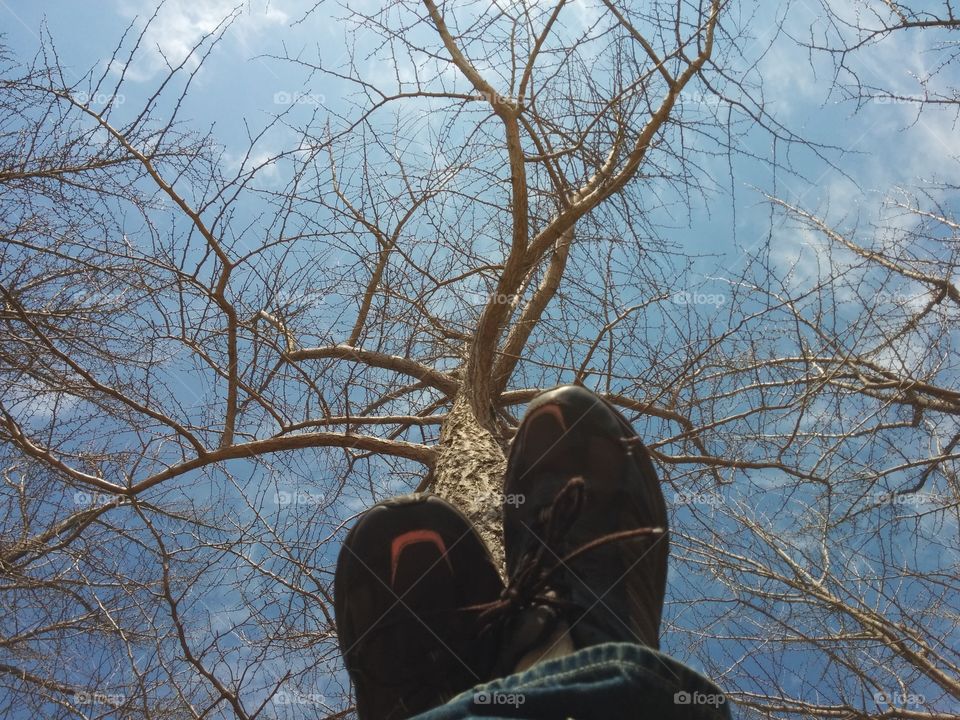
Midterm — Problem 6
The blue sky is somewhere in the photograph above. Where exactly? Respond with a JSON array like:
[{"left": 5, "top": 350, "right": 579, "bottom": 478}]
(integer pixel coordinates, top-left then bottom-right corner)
[
  {"left": 2, "top": 0, "right": 959, "bottom": 718},
  {"left": 4, "top": 0, "right": 957, "bottom": 270}
]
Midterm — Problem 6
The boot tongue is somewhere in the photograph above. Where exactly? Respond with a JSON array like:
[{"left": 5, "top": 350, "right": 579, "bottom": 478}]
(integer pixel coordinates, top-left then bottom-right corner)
[{"left": 494, "top": 596, "right": 572, "bottom": 675}]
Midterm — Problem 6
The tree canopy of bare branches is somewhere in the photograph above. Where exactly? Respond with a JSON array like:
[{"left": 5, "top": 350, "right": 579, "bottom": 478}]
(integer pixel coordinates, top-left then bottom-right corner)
[{"left": 0, "top": 1, "right": 957, "bottom": 718}]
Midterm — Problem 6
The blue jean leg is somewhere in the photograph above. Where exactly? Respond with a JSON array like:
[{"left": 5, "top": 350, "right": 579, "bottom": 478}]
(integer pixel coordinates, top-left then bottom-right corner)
[{"left": 412, "top": 643, "right": 732, "bottom": 720}]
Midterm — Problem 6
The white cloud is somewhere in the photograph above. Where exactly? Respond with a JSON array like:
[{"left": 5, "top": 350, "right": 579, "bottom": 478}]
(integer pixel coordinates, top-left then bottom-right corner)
[
  {"left": 221, "top": 146, "right": 284, "bottom": 186},
  {"left": 115, "top": 0, "right": 289, "bottom": 82}
]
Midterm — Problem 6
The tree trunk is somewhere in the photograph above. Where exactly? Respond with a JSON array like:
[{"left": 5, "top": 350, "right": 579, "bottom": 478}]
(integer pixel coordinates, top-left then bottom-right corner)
[{"left": 432, "top": 391, "right": 507, "bottom": 570}]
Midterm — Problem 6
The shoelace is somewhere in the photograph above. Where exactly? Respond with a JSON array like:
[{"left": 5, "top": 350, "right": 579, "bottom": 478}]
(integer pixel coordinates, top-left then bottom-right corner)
[{"left": 474, "top": 475, "right": 665, "bottom": 634}]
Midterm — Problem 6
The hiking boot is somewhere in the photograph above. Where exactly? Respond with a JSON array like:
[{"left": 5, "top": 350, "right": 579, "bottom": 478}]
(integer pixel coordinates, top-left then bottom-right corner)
[
  {"left": 498, "top": 384, "right": 669, "bottom": 671},
  {"left": 334, "top": 494, "right": 504, "bottom": 720}
]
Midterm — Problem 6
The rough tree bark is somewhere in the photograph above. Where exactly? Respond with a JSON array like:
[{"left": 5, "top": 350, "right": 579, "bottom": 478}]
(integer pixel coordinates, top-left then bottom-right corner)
[{"left": 433, "top": 391, "right": 508, "bottom": 567}]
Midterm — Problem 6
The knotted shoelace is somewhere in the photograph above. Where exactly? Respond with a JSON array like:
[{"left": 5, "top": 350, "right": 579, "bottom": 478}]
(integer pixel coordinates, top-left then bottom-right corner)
[{"left": 473, "top": 475, "right": 665, "bottom": 637}]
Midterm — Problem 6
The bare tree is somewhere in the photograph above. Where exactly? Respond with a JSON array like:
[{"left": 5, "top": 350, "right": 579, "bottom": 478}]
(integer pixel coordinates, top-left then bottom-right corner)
[
  {"left": 1, "top": 1, "right": 957, "bottom": 719},
  {"left": 672, "top": 3, "right": 960, "bottom": 717}
]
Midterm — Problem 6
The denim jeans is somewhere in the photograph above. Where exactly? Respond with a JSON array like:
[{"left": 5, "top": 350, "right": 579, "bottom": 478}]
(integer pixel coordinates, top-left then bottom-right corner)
[{"left": 412, "top": 643, "right": 731, "bottom": 720}]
